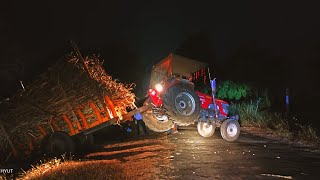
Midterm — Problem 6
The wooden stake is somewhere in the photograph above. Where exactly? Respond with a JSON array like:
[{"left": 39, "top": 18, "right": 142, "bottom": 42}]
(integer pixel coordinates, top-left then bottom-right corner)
[{"left": 57, "top": 78, "right": 80, "bottom": 127}]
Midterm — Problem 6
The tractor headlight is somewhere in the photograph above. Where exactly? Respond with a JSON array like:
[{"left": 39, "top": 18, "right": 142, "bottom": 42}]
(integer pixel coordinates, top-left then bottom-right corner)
[{"left": 155, "top": 83, "right": 163, "bottom": 92}]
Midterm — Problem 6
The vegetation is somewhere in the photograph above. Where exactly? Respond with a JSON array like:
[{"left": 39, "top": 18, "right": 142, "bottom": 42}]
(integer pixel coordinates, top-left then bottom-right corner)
[
  {"left": 216, "top": 81, "right": 251, "bottom": 101},
  {"left": 19, "top": 157, "right": 63, "bottom": 180},
  {"left": 232, "top": 100, "right": 320, "bottom": 145},
  {"left": 15, "top": 138, "right": 172, "bottom": 180},
  {"left": 218, "top": 80, "right": 320, "bottom": 145},
  {"left": 229, "top": 101, "right": 290, "bottom": 135}
]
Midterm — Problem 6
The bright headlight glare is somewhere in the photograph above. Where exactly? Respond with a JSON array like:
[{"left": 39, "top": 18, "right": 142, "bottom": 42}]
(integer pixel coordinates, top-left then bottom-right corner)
[{"left": 155, "top": 83, "right": 163, "bottom": 92}]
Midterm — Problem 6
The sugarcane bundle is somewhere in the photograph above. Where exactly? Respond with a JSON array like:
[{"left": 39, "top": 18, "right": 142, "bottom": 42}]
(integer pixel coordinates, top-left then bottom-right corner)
[
  {"left": 0, "top": 52, "right": 136, "bottom": 160},
  {"left": 68, "top": 54, "right": 136, "bottom": 117}
]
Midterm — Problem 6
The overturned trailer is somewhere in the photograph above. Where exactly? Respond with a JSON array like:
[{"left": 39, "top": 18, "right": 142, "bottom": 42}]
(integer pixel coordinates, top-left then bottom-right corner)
[{"left": 0, "top": 48, "right": 138, "bottom": 161}]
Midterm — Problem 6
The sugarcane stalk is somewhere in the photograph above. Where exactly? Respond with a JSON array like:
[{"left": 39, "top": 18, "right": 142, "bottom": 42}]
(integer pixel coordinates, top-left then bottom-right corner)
[
  {"left": 70, "top": 41, "right": 110, "bottom": 117},
  {"left": 0, "top": 123, "right": 18, "bottom": 158}
]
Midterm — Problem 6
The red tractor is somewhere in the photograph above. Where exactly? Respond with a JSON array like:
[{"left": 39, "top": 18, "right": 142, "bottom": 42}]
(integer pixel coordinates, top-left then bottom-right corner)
[{"left": 142, "top": 53, "right": 240, "bottom": 141}]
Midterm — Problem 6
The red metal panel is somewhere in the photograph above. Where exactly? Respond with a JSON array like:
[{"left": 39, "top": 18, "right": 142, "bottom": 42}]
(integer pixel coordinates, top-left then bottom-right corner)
[
  {"left": 104, "top": 96, "right": 117, "bottom": 118},
  {"left": 90, "top": 101, "right": 103, "bottom": 124},
  {"left": 62, "top": 114, "right": 76, "bottom": 135},
  {"left": 77, "top": 109, "right": 90, "bottom": 129}
]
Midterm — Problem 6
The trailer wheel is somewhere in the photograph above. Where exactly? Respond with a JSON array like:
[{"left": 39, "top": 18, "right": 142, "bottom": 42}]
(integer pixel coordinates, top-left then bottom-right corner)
[
  {"left": 40, "top": 135, "right": 50, "bottom": 154},
  {"left": 197, "top": 122, "right": 215, "bottom": 137},
  {"left": 142, "top": 112, "right": 173, "bottom": 132},
  {"left": 85, "top": 134, "right": 94, "bottom": 145},
  {"left": 74, "top": 133, "right": 94, "bottom": 149},
  {"left": 163, "top": 85, "right": 200, "bottom": 126},
  {"left": 41, "top": 131, "right": 75, "bottom": 156},
  {"left": 220, "top": 119, "right": 240, "bottom": 142}
]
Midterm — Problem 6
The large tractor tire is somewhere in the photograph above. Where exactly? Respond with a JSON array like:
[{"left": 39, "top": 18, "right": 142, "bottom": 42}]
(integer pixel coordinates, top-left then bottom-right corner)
[
  {"left": 41, "top": 131, "right": 75, "bottom": 156},
  {"left": 220, "top": 119, "right": 240, "bottom": 142},
  {"left": 197, "top": 121, "right": 215, "bottom": 137},
  {"left": 142, "top": 111, "right": 173, "bottom": 132},
  {"left": 163, "top": 85, "right": 200, "bottom": 126}
]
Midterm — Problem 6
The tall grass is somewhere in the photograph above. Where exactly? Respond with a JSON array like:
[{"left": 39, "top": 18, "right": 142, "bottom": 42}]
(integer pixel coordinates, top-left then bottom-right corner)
[
  {"left": 295, "top": 123, "right": 320, "bottom": 144},
  {"left": 19, "top": 158, "right": 62, "bottom": 180},
  {"left": 230, "top": 99, "right": 319, "bottom": 145},
  {"left": 230, "top": 100, "right": 269, "bottom": 127},
  {"left": 215, "top": 80, "right": 319, "bottom": 145}
]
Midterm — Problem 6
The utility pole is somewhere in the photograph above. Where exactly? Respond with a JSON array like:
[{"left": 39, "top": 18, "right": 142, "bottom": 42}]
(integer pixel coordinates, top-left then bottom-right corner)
[{"left": 285, "top": 88, "right": 290, "bottom": 113}]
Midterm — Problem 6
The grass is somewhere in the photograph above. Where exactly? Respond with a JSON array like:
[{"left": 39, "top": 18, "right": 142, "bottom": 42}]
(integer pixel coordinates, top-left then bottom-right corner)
[
  {"left": 1, "top": 159, "right": 62, "bottom": 180},
  {"left": 15, "top": 137, "right": 173, "bottom": 180},
  {"left": 295, "top": 123, "right": 320, "bottom": 144},
  {"left": 230, "top": 100, "right": 320, "bottom": 145},
  {"left": 19, "top": 158, "right": 62, "bottom": 180},
  {"left": 18, "top": 158, "right": 127, "bottom": 180}
]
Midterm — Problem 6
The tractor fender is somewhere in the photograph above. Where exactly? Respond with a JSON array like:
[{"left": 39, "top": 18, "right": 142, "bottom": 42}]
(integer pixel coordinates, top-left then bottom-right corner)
[{"left": 163, "top": 77, "right": 194, "bottom": 95}]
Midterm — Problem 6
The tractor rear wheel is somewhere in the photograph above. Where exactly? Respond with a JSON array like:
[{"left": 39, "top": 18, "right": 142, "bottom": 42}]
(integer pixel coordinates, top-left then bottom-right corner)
[{"left": 163, "top": 85, "right": 200, "bottom": 126}]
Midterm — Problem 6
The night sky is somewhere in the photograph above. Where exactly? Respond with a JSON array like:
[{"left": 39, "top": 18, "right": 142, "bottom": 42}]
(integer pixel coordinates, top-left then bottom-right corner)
[{"left": 1, "top": 1, "right": 320, "bottom": 124}]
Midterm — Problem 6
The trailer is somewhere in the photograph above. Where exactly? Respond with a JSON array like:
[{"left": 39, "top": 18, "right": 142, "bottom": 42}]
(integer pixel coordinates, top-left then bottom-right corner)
[{"left": 0, "top": 44, "right": 138, "bottom": 161}]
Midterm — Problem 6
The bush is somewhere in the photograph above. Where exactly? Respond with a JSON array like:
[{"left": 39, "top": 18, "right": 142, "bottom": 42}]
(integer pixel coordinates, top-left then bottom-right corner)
[
  {"left": 230, "top": 100, "right": 273, "bottom": 127},
  {"left": 293, "top": 119, "right": 320, "bottom": 144},
  {"left": 216, "top": 81, "right": 250, "bottom": 101},
  {"left": 216, "top": 80, "right": 319, "bottom": 145},
  {"left": 231, "top": 99, "right": 319, "bottom": 145}
]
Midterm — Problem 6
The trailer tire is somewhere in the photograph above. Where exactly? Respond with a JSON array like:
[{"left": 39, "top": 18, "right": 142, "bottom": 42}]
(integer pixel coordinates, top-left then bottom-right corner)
[
  {"left": 41, "top": 131, "right": 75, "bottom": 156},
  {"left": 39, "top": 135, "right": 50, "bottom": 154},
  {"left": 142, "top": 112, "right": 173, "bottom": 132},
  {"left": 163, "top": 85, "right": 200, "bottom": 126},
  {"left": 74, "top": 133, "right": 94, "bottom": 148},
  {"left": 85, "top": 134, "right": 94, "bottom": 145},
  {"left": 220, "top": 119, "right": 240, "bottom": 142}
]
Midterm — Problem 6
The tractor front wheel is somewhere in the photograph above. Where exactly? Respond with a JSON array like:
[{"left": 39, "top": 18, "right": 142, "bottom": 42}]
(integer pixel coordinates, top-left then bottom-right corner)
[
  {"left": 197, "top": 121, "right": 215, "bottom": 137},
  {"left": 220, "top": 119, "right": 240, "bottom": 141}
]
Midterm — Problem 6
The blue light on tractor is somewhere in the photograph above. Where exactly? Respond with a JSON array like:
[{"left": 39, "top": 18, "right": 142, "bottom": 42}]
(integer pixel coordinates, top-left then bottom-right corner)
[{"left": 210, "top": 79, "right": 216, "bottom": 92}]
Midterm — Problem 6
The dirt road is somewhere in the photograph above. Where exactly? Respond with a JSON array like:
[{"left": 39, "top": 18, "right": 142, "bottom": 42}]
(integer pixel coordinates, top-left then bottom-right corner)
[
  {"left": 19, "top": 126, "right": 320, "bottom": 179},
  {"left": 165, "top": 126, "right": 320, "bottom": 179}
]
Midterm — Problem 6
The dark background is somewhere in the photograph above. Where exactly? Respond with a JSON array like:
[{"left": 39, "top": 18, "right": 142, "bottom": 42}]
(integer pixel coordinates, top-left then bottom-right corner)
[{"left": 1, "top": 1, "right": 319, "bottom": 127}]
